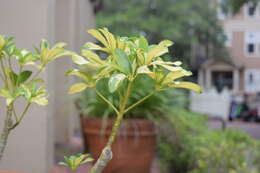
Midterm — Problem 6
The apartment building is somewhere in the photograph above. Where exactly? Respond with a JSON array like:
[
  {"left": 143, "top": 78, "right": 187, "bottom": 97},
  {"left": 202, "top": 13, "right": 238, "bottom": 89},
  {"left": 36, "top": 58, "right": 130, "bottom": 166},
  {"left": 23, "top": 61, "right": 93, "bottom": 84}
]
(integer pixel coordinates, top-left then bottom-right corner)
[{"left": 199, "top": 3, "right": 260, "bottom": 94}]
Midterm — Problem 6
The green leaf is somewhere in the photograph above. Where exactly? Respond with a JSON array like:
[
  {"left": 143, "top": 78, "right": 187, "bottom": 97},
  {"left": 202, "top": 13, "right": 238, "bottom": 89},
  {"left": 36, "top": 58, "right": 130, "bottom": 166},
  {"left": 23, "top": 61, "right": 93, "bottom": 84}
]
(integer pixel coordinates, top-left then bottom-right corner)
[
  {"left": 83, "top": 42, "right": 109, "bottom": 52},
  {"left": 169, "top": 82, "right": 202, "bottom": 93},
  {"left": 81, "top": 50, "right": 105, "bottom": 66},
  {"left": 58, "top": 162, "right": 68, "bottom": 166},
  {"left": 159, "top": 40, "right": 174, "bottom": 47},
  {"left": 0, "top": 35, "right": 5, "bottom": 50},
  {"left": 87, "top": 29, "right": 109, "bottom": 48},
  {"left": 40, "top": 40, "right": 49, "bottom": 50},
  {"left": 68, "top": 83, "right": 88, "bottom": 94},
  {"left": 31, "top": 97, "right": 48, "bottom": 106},
  {"left": 108, "top": 73, "right": 126, "bottom": 93},
  {"left": 9, "top": 71, "right": 18, "bottom": 86},
  {"left": 139, "top": 37, "right": 149, "bottom": 51},
  {"left": 81, "top": 157, "right": 94, "bottom": 164},
  {"left": 71, "top": 54, "right": 89, "bottom": 65},
  {"left": 66, "top": 69, "right": 90, "bottom": 82},
  {"left": 137, "top": 65, "right": 153, "bottom": 74},
  {"left": 5, "top": 41, "right": 16, "bottom": 56},
  {"left": 113, "top": 48, "right": 131, "bottom": 74},
  {"left": 17, "top": 71, "right": 32, "bottom": 86},
  {"left": 0, "top": 88, "right": 11, "bottom": 98},
  {"left": 147, "top": 46, "right": 168, "bottom": 63}
]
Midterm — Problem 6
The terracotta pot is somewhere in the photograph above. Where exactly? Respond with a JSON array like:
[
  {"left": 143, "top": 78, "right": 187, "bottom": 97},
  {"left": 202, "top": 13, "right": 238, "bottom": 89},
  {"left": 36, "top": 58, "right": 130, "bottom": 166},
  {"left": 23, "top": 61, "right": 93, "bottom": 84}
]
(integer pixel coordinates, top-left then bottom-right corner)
[{"left": 81, "top": 117, "right": 157, "bottom": 173}]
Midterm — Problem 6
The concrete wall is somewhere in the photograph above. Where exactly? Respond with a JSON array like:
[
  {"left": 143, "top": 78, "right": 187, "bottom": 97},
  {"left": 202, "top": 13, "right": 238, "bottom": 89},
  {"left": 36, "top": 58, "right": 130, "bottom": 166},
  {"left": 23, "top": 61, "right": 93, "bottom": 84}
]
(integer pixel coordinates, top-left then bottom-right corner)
[
  {"left": 53, "top": 0, "right": 95, "bottom": 146},
  {"left": 0, "top": 0, "right": 95, "bottom": 172}
]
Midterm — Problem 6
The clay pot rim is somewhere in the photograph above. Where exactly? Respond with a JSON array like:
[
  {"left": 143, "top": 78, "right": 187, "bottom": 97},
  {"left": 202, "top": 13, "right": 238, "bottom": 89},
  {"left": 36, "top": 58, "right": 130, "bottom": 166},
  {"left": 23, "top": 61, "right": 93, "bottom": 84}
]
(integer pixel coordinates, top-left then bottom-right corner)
[{"left": 82, "top": 116, "right": 158, "bottom": 136}]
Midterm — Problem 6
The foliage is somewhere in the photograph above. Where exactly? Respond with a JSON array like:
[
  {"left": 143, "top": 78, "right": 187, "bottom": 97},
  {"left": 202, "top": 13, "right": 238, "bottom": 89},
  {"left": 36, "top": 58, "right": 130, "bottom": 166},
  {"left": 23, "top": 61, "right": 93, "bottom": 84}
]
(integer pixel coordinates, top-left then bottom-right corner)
[
  {"left": 158, "top": 108, "right": 208, "bottom": 173},
  {"left": 68, "top": 28, "right": 202, "bottom": 173},
  {"left": 224, "top": 0, "right": 259, "bottom": 14},
  {"left": 0, "top": 35, "right": 75, "bottom": 160},
  {"left": 68, "top": 28, "right": 201, "bottom": 96},
  {"left": 158, "top": 109, "right": 260, "bottom": 173},
  {"left": 59, "top": 153, "right": 94, "bottom": 171},
  {"left": 0, "top": 37, "right": 71, "bottom": 108},
  {"left": 77, "top": 75, "right": 189, "bottom": 119},
  {"left": 190, "top": 130, "right": 260, "bottom": 173},
  {"left": 96, "top": 0, "right": 229, "bottom": 66}
]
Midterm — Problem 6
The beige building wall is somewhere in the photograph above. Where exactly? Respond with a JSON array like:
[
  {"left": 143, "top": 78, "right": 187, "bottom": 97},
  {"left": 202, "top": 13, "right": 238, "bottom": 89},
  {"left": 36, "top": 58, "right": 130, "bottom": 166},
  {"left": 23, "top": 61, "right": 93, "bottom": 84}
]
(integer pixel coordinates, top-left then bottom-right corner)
[
  {"left": 0, "top": 0, "right": 95, "bottom": 172},
  {"left": 222, "top": 5, "right": 260, "bottom": 68},
  {"left": 221, "top": 4, "right": 260, "bottom": 93}
]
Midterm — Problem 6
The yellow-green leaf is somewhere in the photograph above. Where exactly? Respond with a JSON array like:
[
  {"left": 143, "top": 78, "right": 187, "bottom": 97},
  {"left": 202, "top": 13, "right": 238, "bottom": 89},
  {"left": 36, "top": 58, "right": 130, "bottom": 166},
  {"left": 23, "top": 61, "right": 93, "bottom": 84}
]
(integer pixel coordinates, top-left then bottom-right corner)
[
  {"left": 147, "top": 46, "right": 168, "bottom": 63},
  {"left": 108, "top": 73, "right": 126, "bottom": 93},
  {"left": 0, "top": 35, "right": 5, "bottom": 50},
  {"left": 0, "top": 88, "right": 11, "bottom": 98},
  {"left": 99, "top": 28, "right": 116, "bottom": 50},
  {"left": 87, "top": 29, "right": 109, "bottom": 48},
  {"left": 159, "top": 40, "right": 173, "bottom": 47},
  {"left": 169, "top": 82, "right": 202, "bottom": 93},
  {"left": 31, "top": 97, "right": 48, "bottom": 106},
  {"left": 72, "top": 54, "right": 89, "bottom": 65},
  {"left": 66, "top": 69, "right": 90, "bottom": 81},
  {"left": 137, "top": 65, "right": 153, "bottom": 74},
  {"left": 81, "top": 50, "right": 105, "bottom": 66},
  {"left": 84, "top": 42, "right": 109, "bottom": 53},
  {"left": 68, "top": 83, "right": 88, "bottom": 94},
  {"left": 52, "top": 42, "right": 67, "bottom": 49}
]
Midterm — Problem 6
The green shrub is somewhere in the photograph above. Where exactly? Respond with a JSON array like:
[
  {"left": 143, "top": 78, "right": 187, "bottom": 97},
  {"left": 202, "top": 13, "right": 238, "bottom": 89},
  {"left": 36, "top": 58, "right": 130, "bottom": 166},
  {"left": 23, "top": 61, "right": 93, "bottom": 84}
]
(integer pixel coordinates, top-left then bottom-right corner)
[
  {"left": 190, "top": 130, "right": 260, "bottom": 173},
  {"left": 158, "top": 109, "right": 260, "bottom": 173}
]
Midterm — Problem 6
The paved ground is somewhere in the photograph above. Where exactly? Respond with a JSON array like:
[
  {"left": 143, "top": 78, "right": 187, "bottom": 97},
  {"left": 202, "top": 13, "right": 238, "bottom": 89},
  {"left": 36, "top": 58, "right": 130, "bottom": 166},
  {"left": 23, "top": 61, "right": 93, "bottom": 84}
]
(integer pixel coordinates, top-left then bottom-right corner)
[{"left": 208, "top": 120, "right": 260, "bottom": 140}]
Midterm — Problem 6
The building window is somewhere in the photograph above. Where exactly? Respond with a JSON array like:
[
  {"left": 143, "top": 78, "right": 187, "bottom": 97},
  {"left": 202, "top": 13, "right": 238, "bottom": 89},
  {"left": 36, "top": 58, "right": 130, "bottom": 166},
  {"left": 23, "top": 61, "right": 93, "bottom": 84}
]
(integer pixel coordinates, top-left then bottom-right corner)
[
  {"left": 245, "top": 32, "right": 260, "bottom": 56},
  {"left": 247, "top": 43, "right": 255, "bottom": 54},
  {"left": 248, "top": 6, "right": 256, "bottom": 16},
  {"left": 246, "top": 3, "right": 259, "bottom": 18},
  {"left": 224, "top": 32, "right": 232, "bottom": 46}
]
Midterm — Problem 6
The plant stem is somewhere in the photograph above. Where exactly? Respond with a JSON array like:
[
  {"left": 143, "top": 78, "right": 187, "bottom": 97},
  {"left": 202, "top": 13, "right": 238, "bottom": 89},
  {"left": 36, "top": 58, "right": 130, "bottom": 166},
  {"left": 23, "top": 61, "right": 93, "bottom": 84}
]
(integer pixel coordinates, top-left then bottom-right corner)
[
  {"left": 0, "top": 107, "right": 13, "bottom": 162},
  {"left": 124, "top": 91, "right": 156, "bottom": 114},
  {"left": 88, "top": 81, "right": 133, "bottom": 173},
  {"left": 95, "top": 89, "right": 119, "bottom": 115},
  {"left": 10, "top": 103, "right": 31, "bottom": 130},
  {"left": 0, "top": 57, "right": 10, "bottom": 89}
]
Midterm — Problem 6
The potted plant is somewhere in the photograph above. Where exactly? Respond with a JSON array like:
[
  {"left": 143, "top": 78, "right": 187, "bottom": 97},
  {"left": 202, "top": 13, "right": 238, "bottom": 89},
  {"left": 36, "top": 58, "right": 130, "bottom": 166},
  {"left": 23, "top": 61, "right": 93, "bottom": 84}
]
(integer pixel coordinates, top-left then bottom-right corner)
[
  {"left": 0, "top": 35, "right": 76, "bottom": 172},
  {"left": 77, "top": 75, "right": 173, "bottom": 173},
  {"left": 67, "top": 28, "right": 202, "bottom": 173}
]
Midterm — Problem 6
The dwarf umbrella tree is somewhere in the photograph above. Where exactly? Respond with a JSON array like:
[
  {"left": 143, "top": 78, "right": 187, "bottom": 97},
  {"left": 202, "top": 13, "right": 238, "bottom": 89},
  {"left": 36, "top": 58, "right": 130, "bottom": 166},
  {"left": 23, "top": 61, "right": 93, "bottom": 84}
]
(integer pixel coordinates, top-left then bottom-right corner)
[
  {"left": 0, "top": 35, "right": 75, "bottom": 161},
  {"left": 67, "top": 28, "right": 202, "bottom": 173}
]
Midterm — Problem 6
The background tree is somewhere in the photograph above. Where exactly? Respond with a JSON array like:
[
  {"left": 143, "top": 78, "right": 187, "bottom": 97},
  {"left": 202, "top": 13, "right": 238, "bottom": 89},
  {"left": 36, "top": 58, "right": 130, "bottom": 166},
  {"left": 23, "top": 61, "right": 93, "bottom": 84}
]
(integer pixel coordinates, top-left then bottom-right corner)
[
  {"left": 225, "top": 0, "right": 259, "bottom": 14},
  {"left": 96, "top": 0, "right": 229, "bottom": 70}
]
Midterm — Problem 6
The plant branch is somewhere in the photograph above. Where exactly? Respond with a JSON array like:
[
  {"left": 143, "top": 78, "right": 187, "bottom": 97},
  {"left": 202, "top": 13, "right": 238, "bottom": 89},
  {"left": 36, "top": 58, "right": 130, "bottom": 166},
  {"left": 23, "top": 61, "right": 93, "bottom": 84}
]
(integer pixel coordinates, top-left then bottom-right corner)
[
  {"left": 0, "top": 106, "right": 13, "bottom": 161},
  {"left": 30, "top": 65, "right": 44, "bottom": 82},
  {"left": 88, "top": 81, "right": 133, "bottom": 173},
  {"left": 124, "top": 91, "right": 156, "bottom": 114},
  {"left": 0, "top": 58, "right": 9, "bottom": 88},
  {"left": 9, "top": 103, "right": 31, "bottom": 130},
  {"left": 95, "top": 89, "right": 119, "bottom": 115}
]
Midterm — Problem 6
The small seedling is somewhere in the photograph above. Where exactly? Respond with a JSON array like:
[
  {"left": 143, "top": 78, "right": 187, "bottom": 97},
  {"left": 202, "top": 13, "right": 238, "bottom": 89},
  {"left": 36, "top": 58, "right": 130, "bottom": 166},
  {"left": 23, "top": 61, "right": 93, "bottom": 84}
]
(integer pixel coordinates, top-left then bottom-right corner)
[{"left": 59, "top": 153, "right": 94, "bottom": 171}]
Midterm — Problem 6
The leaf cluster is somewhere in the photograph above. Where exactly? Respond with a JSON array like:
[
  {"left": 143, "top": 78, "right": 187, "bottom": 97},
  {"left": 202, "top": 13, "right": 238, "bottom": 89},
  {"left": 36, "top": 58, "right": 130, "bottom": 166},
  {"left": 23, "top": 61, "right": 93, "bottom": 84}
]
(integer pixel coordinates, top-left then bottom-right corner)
[
  {"left": 0, "top": 35, "right": 74, "bottom": 129},
  {"left": 68, "top": 28, "right": 201, "bottom": 119},
  {"left": 59, "top": 153, "right": 94, "bottom": 171},
  {"left": 68, "top": 28, "right": 202, "bottom": 96}
]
